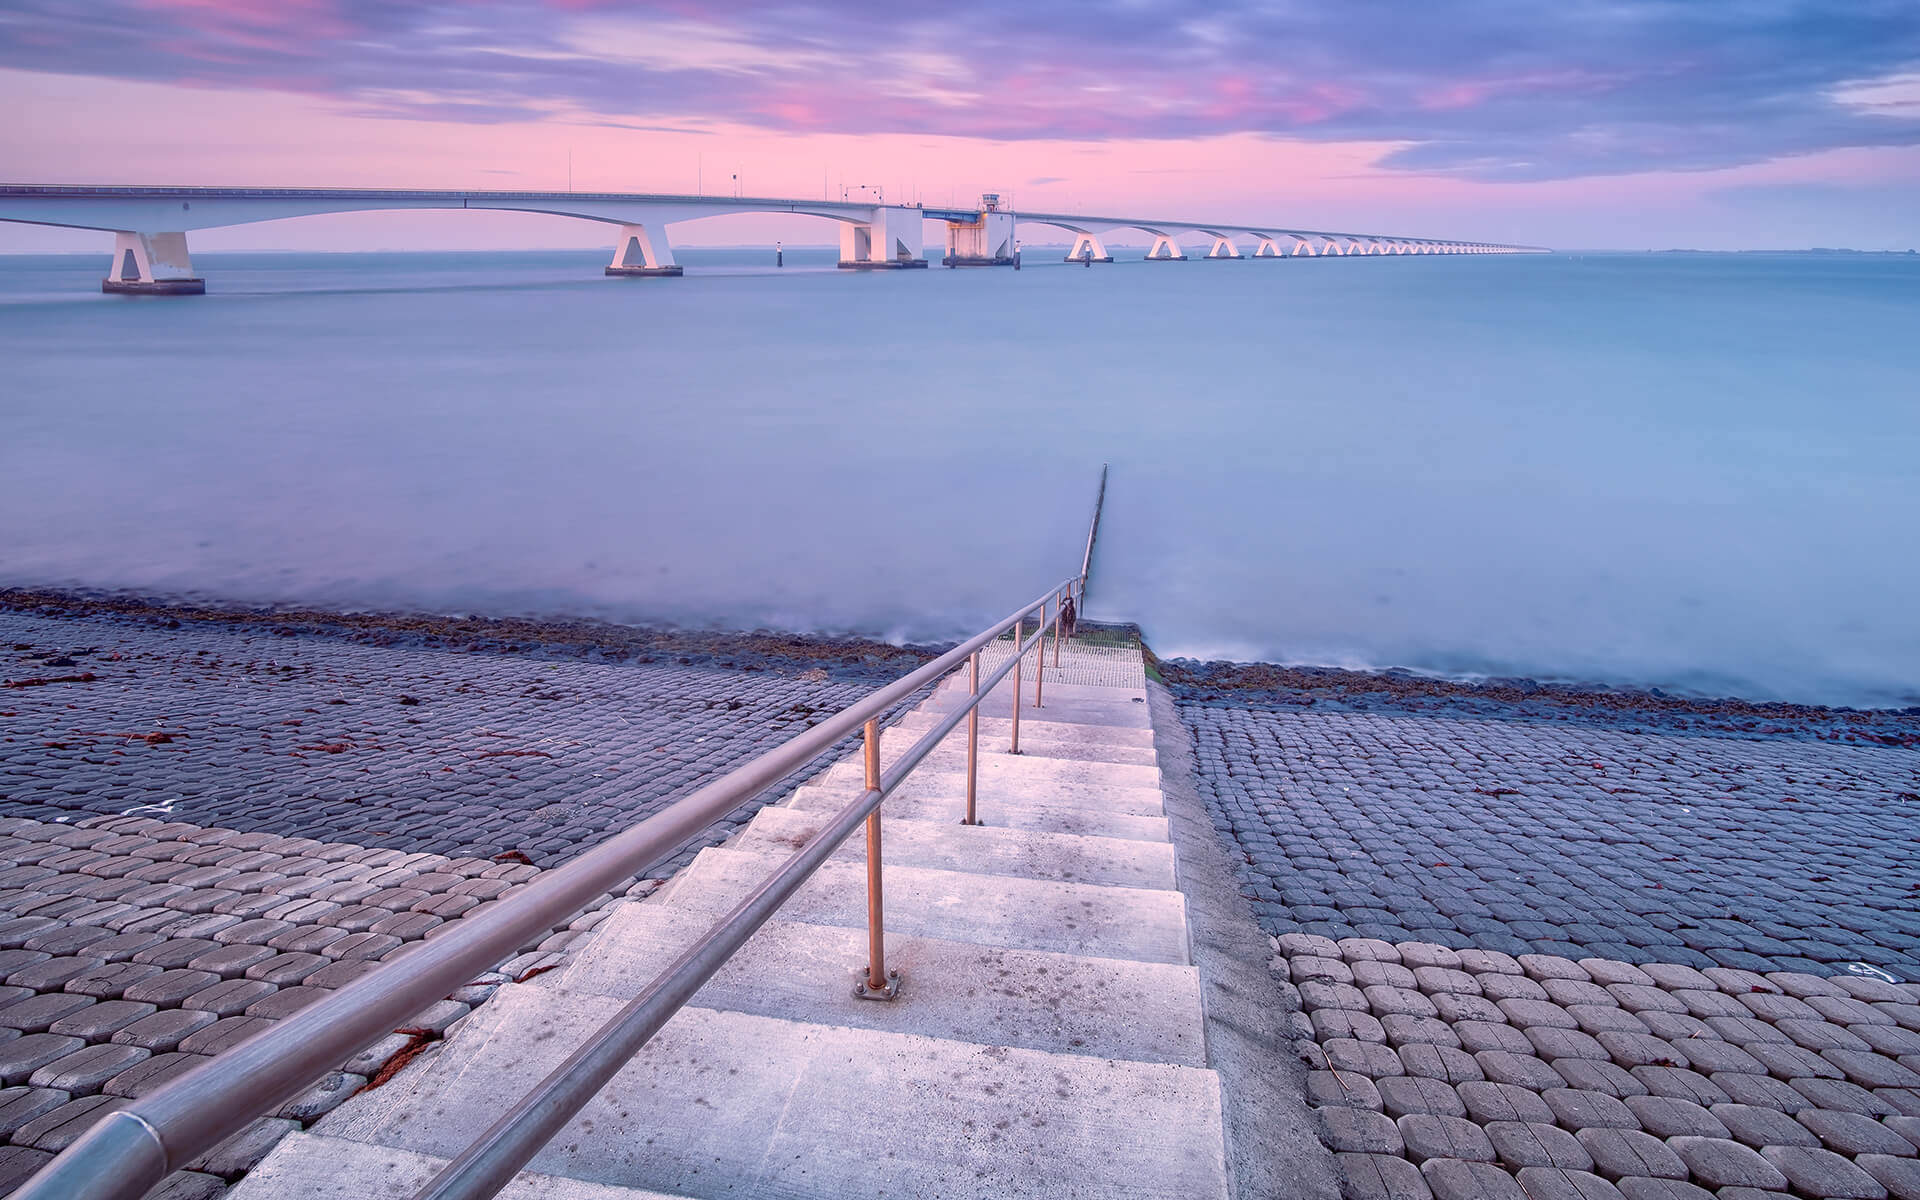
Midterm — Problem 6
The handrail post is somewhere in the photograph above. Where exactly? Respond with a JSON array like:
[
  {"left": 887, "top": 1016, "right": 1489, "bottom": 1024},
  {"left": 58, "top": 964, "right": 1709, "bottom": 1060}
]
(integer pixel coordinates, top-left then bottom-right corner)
[
  {"left": 1035, "top": 595, "right": 1048, "bottom": 709},
  {"left": 1009, "top": 616, "right": 1022, "bottom": 754},
  {"left": 1053, "top": 588, "right": 1063, "bottom": 668},
  {"left": 853, "top": 719, "right": 899, "bottom": 1000},
  {"left": 963, "top": 651, "right": 981, "bottom": 825}
]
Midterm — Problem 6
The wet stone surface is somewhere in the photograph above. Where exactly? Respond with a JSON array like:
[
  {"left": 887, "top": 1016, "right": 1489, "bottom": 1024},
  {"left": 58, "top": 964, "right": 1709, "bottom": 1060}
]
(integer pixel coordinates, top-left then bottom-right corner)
[
  {"left": 0, "top": 609, "right": 894, "bottom": 868},
  {"left": 1180, "top": 703, "right": 1920, "bottom": 979}
]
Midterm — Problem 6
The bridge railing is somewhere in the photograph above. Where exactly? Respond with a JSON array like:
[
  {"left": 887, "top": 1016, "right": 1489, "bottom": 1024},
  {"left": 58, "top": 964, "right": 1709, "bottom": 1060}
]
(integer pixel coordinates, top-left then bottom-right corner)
[{"left": 17, "top": 480, "right": 1108, "bottom": 1200}]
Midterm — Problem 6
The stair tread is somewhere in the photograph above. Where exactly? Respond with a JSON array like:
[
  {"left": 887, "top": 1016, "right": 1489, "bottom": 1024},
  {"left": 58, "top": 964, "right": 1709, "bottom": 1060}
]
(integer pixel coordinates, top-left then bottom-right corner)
[
  {"left": 233, "top": 1133, "right": 689, "bottom": 1200},
  {"left": 660, "top": 846, "right": 1190, "bottom": 964},
  {"left": 318, "top": 990, "right": 1227, "bottom": 1200},
  {"left": 784, "top": 785, "right": 1169, "bottom": 841},
  {"left": 561, "top": 903, "right": 1206, "bottom": 1066},
  {"left": 738, "top": 804, "right": 1175, "bottom": 888}
]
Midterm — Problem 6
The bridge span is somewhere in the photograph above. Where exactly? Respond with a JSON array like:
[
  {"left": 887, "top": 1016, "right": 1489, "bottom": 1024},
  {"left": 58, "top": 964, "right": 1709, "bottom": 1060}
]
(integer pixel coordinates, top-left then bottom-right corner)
[{"left": 0, "top": 185, "right": 1545, "bottom": 294}]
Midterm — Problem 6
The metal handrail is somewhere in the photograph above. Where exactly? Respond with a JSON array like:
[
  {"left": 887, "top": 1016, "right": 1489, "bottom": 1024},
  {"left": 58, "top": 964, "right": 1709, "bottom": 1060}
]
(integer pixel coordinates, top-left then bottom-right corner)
[
  {"left": 413, "top": 610, "right": 1065, "bottom": 1199},
  {"left": 17, "top": 573, "right": 1082, "bottom": 1200},
  {"left": 1080, "top": 462, "right": 1108, "bottom": 605}
]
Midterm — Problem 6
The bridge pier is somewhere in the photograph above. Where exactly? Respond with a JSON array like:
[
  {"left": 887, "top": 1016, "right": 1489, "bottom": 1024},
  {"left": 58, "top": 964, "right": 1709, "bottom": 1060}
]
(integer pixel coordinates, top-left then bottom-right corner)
[
  {"left": 102, "top": 231, "right": 203, "bottom": 295},
  {"left": 841, "top": 206, "right": 928, "bottom": 270},
  {"left": 1251, "top": 237, "right": 1283, "bottom": 257},
  {"left": 1064, "top": 233, "right": 1112, "bottom": 264},
  {"left": 1204, "top": 236, "right": 1241, "bottom": 259},
  {"left": 1144, "top": 234, "right": 1186, "bottom": 261},
  {"left": 606, "top": 224, "right": 681, "bottom": 277},
  {"left": 944, "top": 204, "right": 1016, "bottom": 266}
]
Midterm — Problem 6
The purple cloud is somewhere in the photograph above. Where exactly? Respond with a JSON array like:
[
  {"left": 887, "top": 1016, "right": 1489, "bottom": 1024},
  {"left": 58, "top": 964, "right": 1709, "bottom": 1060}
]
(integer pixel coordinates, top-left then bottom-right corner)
[{"left": 3, "top": 0, "right": 1917, "bottom": 180}]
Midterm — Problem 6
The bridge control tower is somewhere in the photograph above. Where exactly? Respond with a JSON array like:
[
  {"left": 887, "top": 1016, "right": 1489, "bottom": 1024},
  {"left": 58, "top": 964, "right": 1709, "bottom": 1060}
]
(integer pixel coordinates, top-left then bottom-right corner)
[{"left": 942, "top": 194, "right": 1017, "bottom": 267}]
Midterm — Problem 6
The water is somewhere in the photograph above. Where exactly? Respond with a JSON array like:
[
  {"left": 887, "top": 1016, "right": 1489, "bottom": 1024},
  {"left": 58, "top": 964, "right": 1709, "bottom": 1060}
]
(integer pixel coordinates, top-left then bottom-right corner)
[{"left": 3, "top": 246, "right": 1917, "bottom": 707}]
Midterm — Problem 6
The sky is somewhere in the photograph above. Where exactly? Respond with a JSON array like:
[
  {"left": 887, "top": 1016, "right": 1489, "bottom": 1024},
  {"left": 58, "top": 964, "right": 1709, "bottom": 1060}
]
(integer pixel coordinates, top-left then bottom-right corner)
[{"left": 3, "top": 0, "right": 1919, "bottom": 252}]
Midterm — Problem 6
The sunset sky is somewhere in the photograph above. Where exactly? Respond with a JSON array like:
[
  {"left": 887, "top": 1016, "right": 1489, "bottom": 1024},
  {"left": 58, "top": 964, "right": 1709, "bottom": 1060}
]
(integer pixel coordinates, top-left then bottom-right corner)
[{"left": 4, "top": 0, "right": 1919, "bottom": 251}]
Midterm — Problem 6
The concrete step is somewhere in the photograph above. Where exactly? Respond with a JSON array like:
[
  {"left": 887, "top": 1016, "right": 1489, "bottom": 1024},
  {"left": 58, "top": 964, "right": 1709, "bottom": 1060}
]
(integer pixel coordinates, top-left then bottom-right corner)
[
  {"left": 890, "top": 710, "right": 1157, "bottom": 749},
  {"left": 922, "top": 688, "right": 1154, "bottom": 730},
  {"left": 817, "top": 753, "right": 1161, "bottom": 799},
  {"left": 560, "top": 902, "right": 1206, "bottom": 1066},
  {"left": 878, "top": 720, "right": 1157, "bottom": 766},
  {"left": 735, "top": 805, "right": 1175, "bottom": 889},
  {"left": 784, "top": 784, "right": 1170, "bottom": 842},
  {"left": 234, "top": 1132, "right": 688, "bottom": 1200},
  {"left": 318, "top": 987, "right": 1229, "bottom": 1200},
  {"left": 658, "top": 846, "right": 1190, "bottom": 965}
]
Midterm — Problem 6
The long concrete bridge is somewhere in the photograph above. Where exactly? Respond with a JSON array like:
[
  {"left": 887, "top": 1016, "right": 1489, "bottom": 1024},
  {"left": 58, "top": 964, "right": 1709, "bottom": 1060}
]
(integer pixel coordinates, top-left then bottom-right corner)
[{"left": 0, "top": 185, "right": 1545, "bottom": 294}]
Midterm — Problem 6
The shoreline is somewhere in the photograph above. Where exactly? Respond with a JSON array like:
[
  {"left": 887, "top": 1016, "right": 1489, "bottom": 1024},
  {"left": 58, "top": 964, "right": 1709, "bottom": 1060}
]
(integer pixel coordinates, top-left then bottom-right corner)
[{"left": 7, "top": 587, "right": 1916, "bottom": 746}]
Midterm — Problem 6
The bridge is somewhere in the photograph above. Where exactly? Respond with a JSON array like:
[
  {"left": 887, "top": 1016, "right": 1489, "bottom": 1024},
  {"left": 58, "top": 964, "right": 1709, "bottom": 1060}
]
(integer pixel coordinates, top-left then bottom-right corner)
[{"left": 0, "top": 185, "right": 1545, "bottom": 294}]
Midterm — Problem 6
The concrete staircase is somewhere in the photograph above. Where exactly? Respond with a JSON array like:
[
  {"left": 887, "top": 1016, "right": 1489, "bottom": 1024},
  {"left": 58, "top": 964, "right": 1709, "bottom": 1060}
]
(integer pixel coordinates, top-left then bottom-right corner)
[{"left": 236, "top": 642, "right": 1230, "bottom": 1199}]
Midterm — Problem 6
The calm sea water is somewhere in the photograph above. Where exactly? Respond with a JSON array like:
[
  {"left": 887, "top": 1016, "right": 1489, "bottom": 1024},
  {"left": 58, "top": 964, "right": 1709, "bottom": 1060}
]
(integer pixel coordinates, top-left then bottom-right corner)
[{"left": 2, "top": 246, "right": 1916, "bottom": 707}]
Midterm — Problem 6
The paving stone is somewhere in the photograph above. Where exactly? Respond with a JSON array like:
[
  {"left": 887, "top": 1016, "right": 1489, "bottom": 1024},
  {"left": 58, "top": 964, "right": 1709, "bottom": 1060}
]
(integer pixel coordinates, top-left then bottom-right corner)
[
  {"left": 0, "top": 1087, "right": 71, "bottom": 1138},
  {"left": 1621, "top": 1095, "right": 1728, "bottom": 1139},
  {"left": 0, "top": 1144, "right": 54, "bottom": 1192},
  {"left": 1629, "top": 1066, "right": 1729, "bottom": 1106},
  {"left": 12, "top": 1092, "right": 125, "bottom": 1151},
  {"left": 1477, "top": 1050, "right": 1568, "bottom": 1092},
  {"left": 28, "top": 1042, "right": 149, "bottom": 1091},
  {"left": 1398, "top": 1113, "right": 1496, "bottom": 1164},
  {"left": 1399, "top": 1043, "right": 1484, "bottom": 1084},
  {"left": 131, "top": 938, "right": 223, "bottom": 969},
  {"left": 1663, "top": 1135, "right": 1788, "bottom": 1189},
  {"left": 243, "top": 952, "right": 330, "bottom": 986},
  {"left": 1796, "top": 1107, "right": 1918, "bottom": 1156},
  {"left": 1574, "top": 1128, "right": 1688, "bottom": 1181},
  {"left": 1528, "top": 1027, "right": 1612, "bottom": 1063},
  {"left": 1830, "top": 1049, "right": 1920, "bottom": 1089},
  {"left": 0, "top": 992, "right": 94, "bottom": 1034},
  {"left": 180, "top": 1015, "right": 272, "bottom": 1057},
  {"left": 1793, "top": 1075, "right": 1899, "bottom": 1115},
  {"left": 1327, "top": 1038, "right": 1405, "bottom": 1078},
  {"left": 1671, "top": 1039, "right": 1765, "bottom": 1076},
  {"left": 1309, "top": 1069, "right": 1384, "bottom": 1111},
  {"left": 1612, "top": 1178, "right": 1714, "bottom": 1200},
  {"left": 101, "top": 1050, "right": 212, "bottom": 1098},
  {"left": 1760, "top": 1143, "right": 1889, "bottom": 1197},
  {"left": 143, "top": 1169, "right": 226, "bottom": 1200},
  {"left": 1545, "top": 1088, "right": 1642, "bottom": 1131},
  {"left": 1457, "top": 1022, "right": 1534, "bottom": 1056},
  {"left": 1319, "top": 1106, "right": 1404, "bottom": 1154},
  {"left": 1335, "top": 1151, "right": 1432, "bottom": 1199},
  {"left": 1420, "top": 1158, "right": 1527, "bottom": 1200},
  {"left": 1713, "top": 1070, "right": 1814, "bottom": 1112},
  {"left": 1383, "top": 1014, "right": 1461, "bottom": 1049},
  {"left": 1511, "top": 1167, "right": 1627, "bottom": 1200},
  {"left": 0, "top": 1033, "right": 85, "bottom": 1085},
  {"left": 62, "top": 959, "right": 164, "bottom": 999},
  {"left": 1377, "top": 1075, "right": 1467, "bottom": 1119},
  {"left": 1856, "top": 1154, "right": 1920, "bottom": 1200},
  {"left": 47, "top": 999, "right": 153, "bottom": 1044},
  {"left": 111, "top": 1008, "right": 218, "bottom": 1052},
  {"left": 1458, "top": 1080, "right": 1555, "bottom": 1124},
  {"left": 1556, "top": 1060, "right": 1651, "bottom": 1099},
  {"left": 1486, "top": 1120, "right": 1595, "bottom": 1171},
  {"left": 123, "top": 968, "right": 221, "bottom": 1006}
]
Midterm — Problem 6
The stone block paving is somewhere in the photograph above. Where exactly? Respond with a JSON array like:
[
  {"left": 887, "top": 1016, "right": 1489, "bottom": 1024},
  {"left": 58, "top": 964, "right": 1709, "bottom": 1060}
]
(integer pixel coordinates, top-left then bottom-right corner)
[
  {"left": 1, "top": 610, "right": 891, "bottom": 869},
  {"left": 0, "top": 609, "right": 927, "bottom": 1196},
  {"left": 1180, "top": 704, "right": 1920, "bottom": 979},
  {"left": 1180, "top": 703, "right": 1920, "bottom": 1197},
  {"left": 1280, "top": 936, "right": 1920, "bottom": 1199},
  {"left": 0, "top": 809, "right": 646, "bottom": 1198}
]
